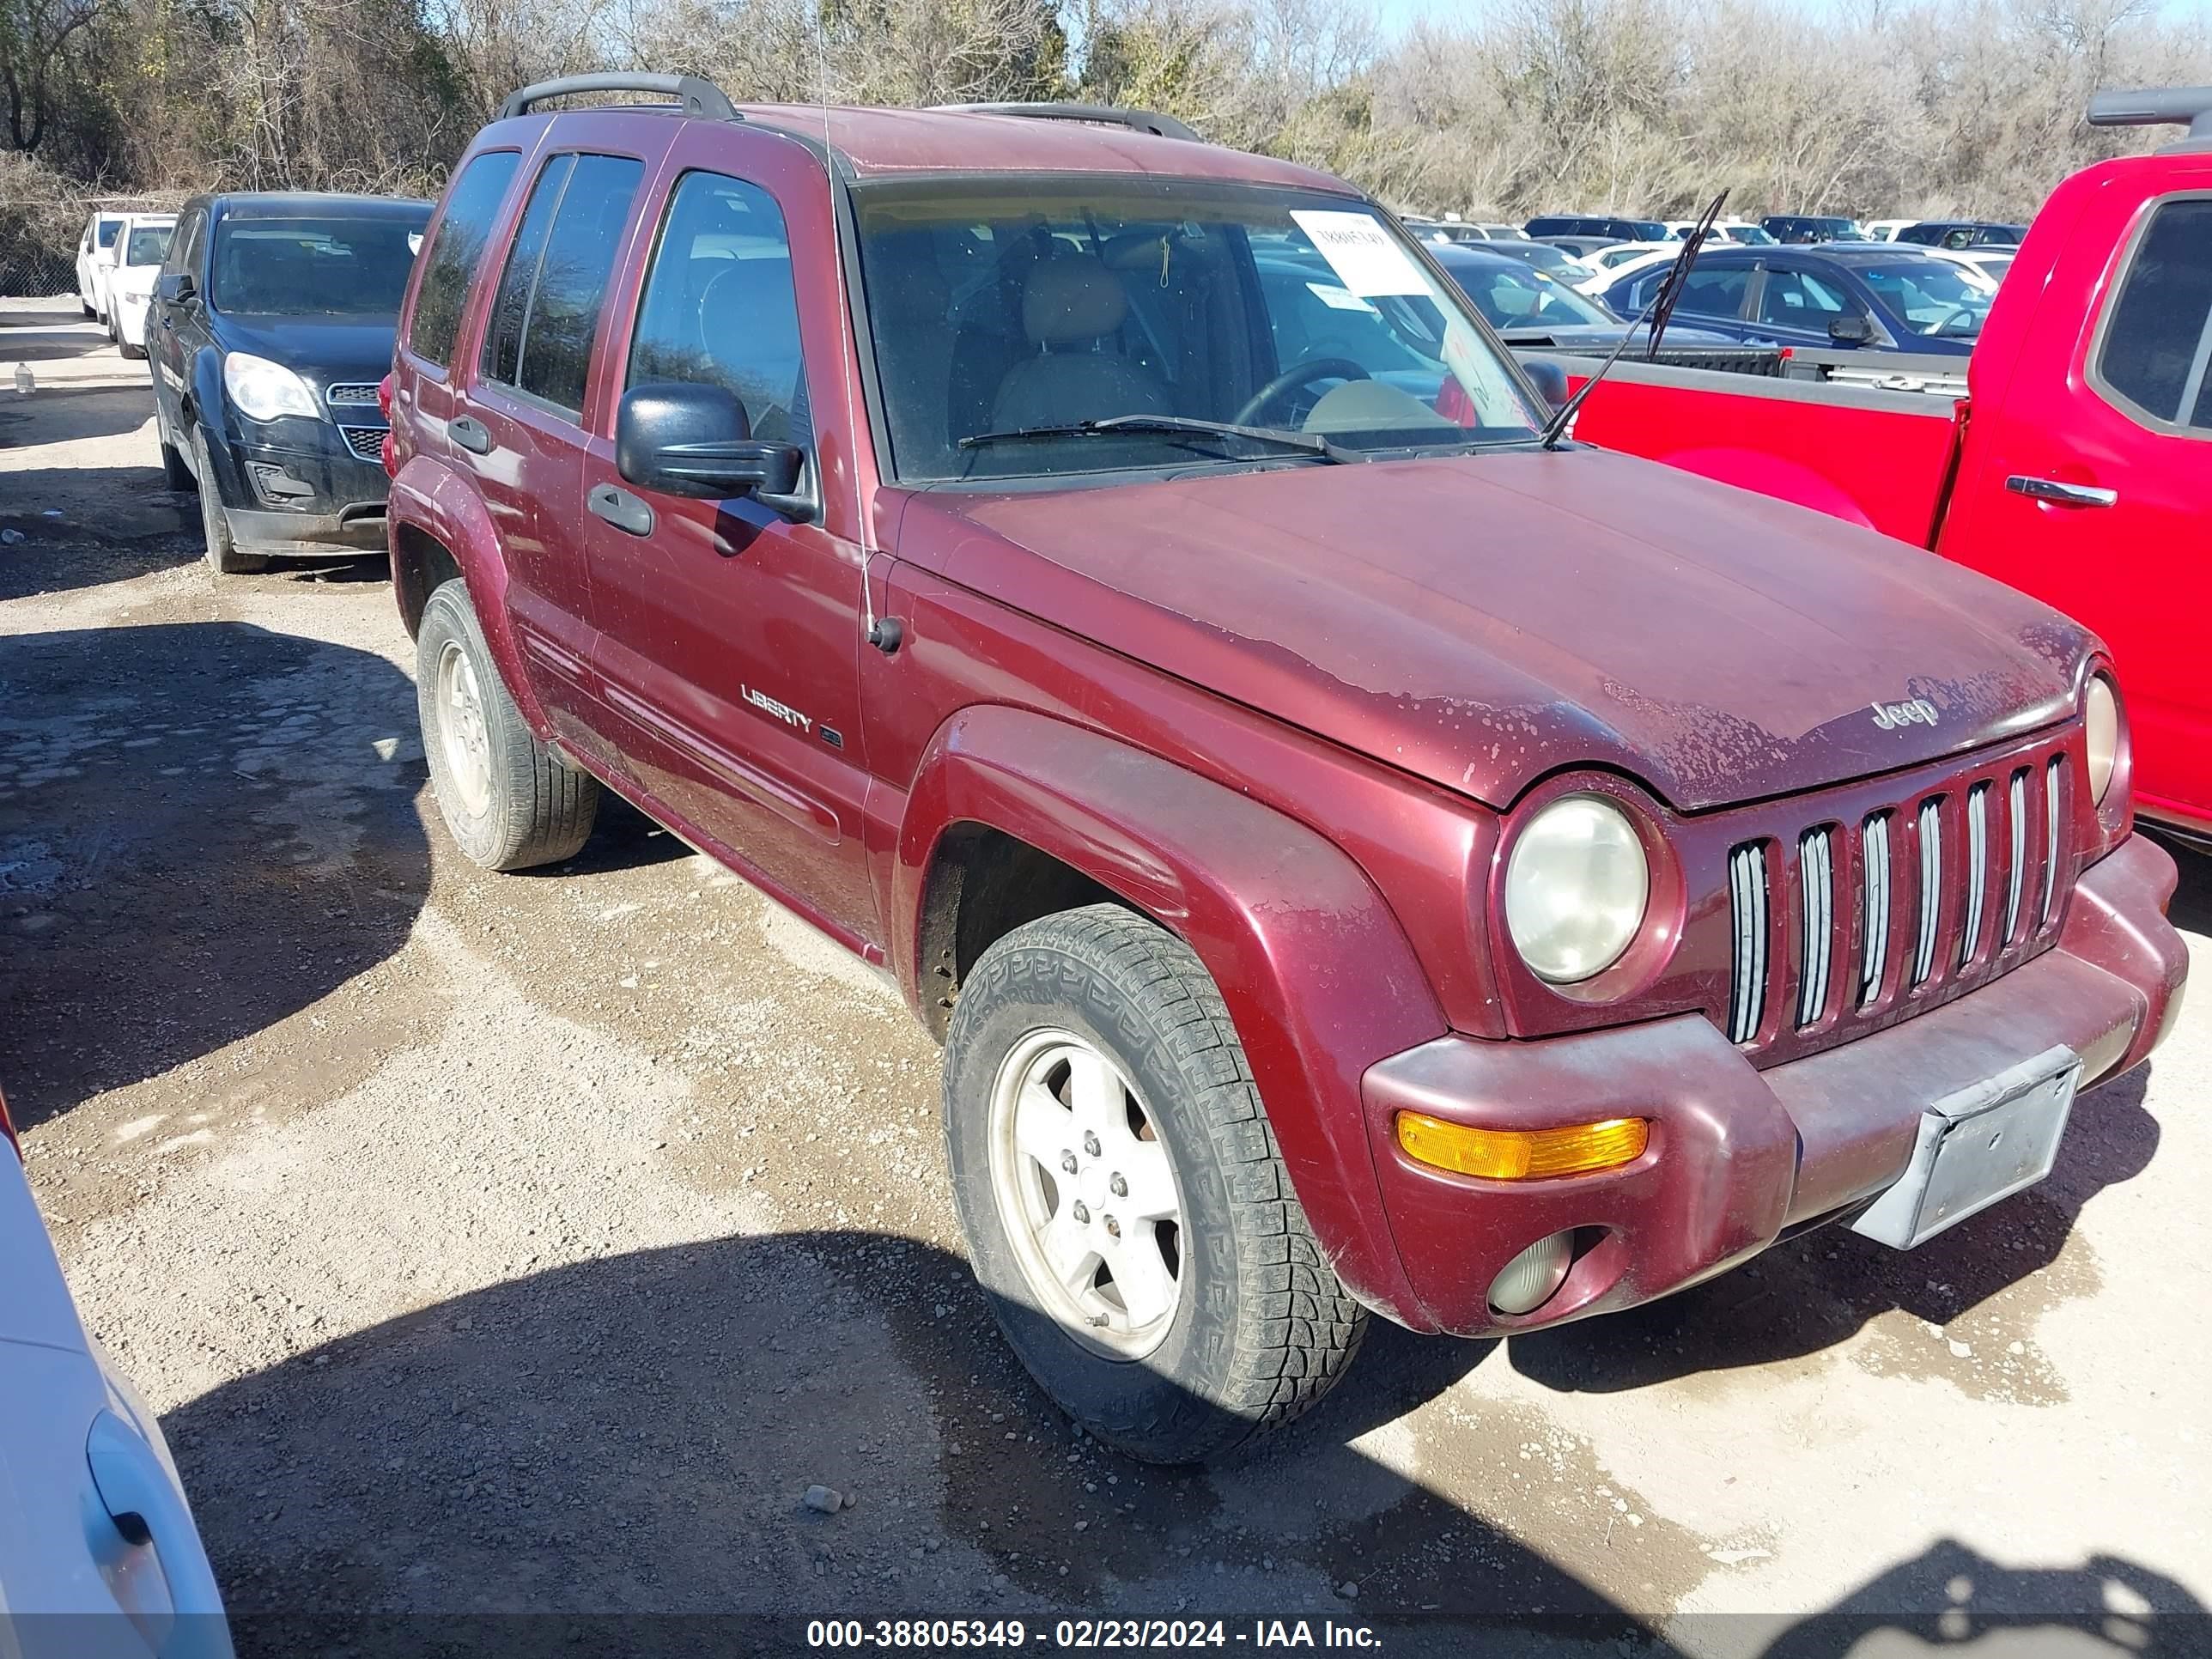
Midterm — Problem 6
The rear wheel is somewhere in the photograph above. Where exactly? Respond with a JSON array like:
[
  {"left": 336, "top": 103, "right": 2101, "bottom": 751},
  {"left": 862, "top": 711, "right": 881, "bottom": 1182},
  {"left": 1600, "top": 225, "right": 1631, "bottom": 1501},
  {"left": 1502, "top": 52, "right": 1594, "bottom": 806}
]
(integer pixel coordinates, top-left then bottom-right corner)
[
  {"left": 943, "top": 903, "right": 1366, "bottom": 1463},
  {"left": 416, "top": 580, "right": 599, "bottom": 871},
  {"left": 157, "top": 405, "right": 193, "bottom": 491},
  {"left": 191, "top": 428, "right": 268, "bottom": 574}
]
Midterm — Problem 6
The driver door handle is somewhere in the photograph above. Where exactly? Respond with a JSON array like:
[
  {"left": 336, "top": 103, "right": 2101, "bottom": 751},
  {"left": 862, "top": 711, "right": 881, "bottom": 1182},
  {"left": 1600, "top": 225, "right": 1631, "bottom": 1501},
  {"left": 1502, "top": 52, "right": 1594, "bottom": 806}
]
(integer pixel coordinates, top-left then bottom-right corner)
[
  {"left": 588, "top": 483, "right": 654, "bottom": 538},
  {"left": 447, "top": 416, "right": 493, "bottom": 455},
  {"left": 2006, "top": 475, "right": 2117, "bottom": 508}
]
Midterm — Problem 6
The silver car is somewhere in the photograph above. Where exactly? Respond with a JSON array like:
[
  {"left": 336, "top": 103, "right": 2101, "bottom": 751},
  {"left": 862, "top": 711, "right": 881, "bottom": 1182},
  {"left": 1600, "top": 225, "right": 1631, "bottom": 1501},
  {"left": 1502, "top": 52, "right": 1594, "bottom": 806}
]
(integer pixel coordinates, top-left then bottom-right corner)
[{"left": 0, "top": 1087, "right": 231, "bottom": 1659}]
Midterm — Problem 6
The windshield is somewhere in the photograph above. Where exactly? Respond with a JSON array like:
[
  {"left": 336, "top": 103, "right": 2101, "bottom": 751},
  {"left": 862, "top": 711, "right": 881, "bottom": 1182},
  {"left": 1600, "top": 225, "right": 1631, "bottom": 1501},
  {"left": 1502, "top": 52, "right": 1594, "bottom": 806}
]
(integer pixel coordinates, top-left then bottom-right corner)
[
  {"left": 210, "top": 213, "right": 428, "bottom": 316},
  {"left": 1443, "top": 258, "right": 1614, "bottom": 329},
  {"left": 125, "top": 225, "right": 173, "bottom": 266},
  {"left": 1859, "top": 262, "right": 1993, "bottom": 336},
  {"left": 854, "top": 180, "right": 1543, "bottom": 483},
  {"left": 1730, "top": 226, "right": 1777, "bottom": 245}
]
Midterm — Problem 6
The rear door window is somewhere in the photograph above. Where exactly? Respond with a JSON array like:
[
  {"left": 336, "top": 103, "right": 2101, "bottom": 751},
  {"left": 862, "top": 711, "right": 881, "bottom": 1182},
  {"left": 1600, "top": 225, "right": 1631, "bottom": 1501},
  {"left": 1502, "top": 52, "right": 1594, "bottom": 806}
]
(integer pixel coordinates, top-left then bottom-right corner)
[
  {"left": 1756, "top": 268, "right": 1851, "bottom": 325},
  {"left": 409, "top": 149, "right": 522, "bottom": 369},
  {"left": 2095, "top": 197, "right": 2212, "bottom": 434},
  {"left": 480, "top": 152, "right": 645, "bottom": 417},
  {"left": 1635, "top": 264, "right": 1749, "bottom": 319}
]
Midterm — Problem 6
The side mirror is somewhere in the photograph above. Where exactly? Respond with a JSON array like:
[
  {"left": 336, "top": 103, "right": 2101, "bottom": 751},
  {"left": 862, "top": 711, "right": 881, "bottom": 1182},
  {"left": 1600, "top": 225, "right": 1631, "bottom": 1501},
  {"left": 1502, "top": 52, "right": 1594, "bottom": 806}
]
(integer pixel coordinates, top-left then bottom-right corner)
[
  {"left": 1828, "top": 315, "right": 1874, "bottom": 344},
  {"left": 616, "top": 382, "right": 804, "bottom": 506},
  {"left": 154, "top": 271, "right": 195, "bottom": 305},
  {"left": 1521, "top": 357, "right": 1570, "bottom": 411}
]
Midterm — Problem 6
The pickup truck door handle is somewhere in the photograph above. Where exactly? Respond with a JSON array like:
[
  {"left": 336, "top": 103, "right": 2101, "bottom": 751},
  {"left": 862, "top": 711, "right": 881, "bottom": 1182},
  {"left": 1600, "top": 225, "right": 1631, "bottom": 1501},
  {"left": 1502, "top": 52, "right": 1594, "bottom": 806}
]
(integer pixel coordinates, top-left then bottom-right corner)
[
  {"left": 447, "top": 416, "right": 493, "bottom": 455},
  {"left": 588, "top": 482, "right": 655, "bottom": 537},
  {"left": 2006, "top": 474, "right": 2118, "bottom": 508}
]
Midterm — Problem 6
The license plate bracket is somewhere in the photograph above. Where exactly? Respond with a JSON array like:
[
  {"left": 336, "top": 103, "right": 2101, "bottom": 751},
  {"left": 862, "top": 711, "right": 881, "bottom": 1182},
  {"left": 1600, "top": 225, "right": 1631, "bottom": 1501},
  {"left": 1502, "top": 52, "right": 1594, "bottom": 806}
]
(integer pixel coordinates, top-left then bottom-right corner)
[{"left": 1850, "top": 1045, "right": 2082, "bottom": 1250}]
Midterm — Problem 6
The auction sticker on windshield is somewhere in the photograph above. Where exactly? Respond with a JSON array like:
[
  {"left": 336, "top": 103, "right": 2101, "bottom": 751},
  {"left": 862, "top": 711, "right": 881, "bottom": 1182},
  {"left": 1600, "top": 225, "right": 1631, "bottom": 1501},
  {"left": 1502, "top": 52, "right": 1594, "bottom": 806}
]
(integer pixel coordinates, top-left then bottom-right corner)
[{"left": 1291, "top": 210, "right": 1428, "bottom": 296}]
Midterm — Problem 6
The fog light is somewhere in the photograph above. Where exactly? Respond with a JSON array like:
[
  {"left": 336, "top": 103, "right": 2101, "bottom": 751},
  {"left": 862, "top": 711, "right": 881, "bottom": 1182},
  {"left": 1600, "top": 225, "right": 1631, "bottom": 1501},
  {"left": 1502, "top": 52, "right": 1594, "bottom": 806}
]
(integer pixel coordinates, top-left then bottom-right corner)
[
  {"left": 1489, "top": 1231, "right": 1574, "bottom": 1316},
  {"left": 1395, "top": 1112, "right": 1649, "bottom": 1180}
]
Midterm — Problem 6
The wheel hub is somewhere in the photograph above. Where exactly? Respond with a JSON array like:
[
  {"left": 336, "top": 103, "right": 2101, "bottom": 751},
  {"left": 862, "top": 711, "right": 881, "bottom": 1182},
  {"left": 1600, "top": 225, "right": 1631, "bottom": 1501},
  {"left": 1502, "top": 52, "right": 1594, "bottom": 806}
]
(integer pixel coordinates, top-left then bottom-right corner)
[
  {"left": 434, "top": 639, "right": 493, "bottom": 817},
  {"left": 988, "top": 1028, "right": 1187, "bottom": 1358}
]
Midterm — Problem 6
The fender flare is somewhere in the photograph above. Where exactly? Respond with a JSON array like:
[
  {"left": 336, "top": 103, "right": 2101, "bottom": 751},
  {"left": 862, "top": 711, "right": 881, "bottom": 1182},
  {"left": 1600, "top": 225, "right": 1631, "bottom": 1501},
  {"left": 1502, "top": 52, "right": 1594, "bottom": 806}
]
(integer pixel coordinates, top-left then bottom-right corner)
[
  {"left": 386, "top": 453, "right": 555, "bottom": 738},
  {"left": 896, "top": 704, "right": 1449, "bottom": 1324},
  {"left": 183, "top": 347, "right": 250, "bottom": 507}
]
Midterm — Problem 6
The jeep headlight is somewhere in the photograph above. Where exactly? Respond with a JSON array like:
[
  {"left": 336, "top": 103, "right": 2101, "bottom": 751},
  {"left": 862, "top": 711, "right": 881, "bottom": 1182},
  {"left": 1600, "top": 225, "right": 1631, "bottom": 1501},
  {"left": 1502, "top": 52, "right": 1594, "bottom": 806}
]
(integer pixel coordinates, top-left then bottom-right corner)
[
  {"left": 1504, "top": 796, "right": 1650, "bottom": 983},
  {"left": 2085, "top": 674, "right": 2120, "bottom": 804},
  {"left": 222, "top": 352, "right": 321, "bottom": 422}
]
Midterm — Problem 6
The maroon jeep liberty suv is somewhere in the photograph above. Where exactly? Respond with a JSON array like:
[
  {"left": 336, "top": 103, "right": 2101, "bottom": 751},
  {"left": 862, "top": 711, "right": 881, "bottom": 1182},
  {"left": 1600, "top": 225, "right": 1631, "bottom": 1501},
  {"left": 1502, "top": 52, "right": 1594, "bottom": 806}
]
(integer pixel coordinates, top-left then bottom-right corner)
[{"left": 382, "top": 75, "right": 2188, "bottom": 1462}]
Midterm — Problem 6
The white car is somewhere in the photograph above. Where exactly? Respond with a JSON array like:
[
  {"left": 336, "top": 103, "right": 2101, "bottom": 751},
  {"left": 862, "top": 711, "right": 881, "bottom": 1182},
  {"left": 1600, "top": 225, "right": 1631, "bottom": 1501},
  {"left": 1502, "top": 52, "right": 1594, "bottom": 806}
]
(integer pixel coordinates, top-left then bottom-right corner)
[
  {"left": 0, "top": 1085, "right": 232, "bottom": 1659},
  {"left": 1863, "top": 219, "right": 1920, "bottom": 242},
  {"left": 106, "top": 216, "right": 176, "bottom": 361},
  {"left": 1573, "top": 241, "right": 1684, "bottom": 293},
  {"left": 76, "top": 212, "right": 130, "bottom": 320},
  {"left": 1925, "top": 246, "right": 2015, "bottom": 289},
  {"left": 1662, "top": 220, "right": 1774, "bottom": 246}
]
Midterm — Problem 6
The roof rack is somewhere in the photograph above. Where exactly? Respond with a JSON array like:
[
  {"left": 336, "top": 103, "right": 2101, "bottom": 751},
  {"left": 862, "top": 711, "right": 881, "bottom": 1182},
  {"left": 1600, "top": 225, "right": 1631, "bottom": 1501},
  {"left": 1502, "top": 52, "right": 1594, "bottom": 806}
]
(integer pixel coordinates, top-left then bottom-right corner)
[
  {"left": 931, "top": 101, "right": 1200, "bottom": 143},
  {"left": 496, "top": 73, "right": 739, "bottom": 124},
  {"left": 2087, "top": 87, "right": 2212, "bottom": 143}
]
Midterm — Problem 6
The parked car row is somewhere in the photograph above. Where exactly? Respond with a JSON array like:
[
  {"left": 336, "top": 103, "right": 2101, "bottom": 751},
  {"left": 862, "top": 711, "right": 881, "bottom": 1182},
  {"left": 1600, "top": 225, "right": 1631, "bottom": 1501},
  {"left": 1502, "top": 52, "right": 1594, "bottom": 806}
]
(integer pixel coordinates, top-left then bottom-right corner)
[{"left": 1560, "top": 85, "right": 2212, "bottom": 845}]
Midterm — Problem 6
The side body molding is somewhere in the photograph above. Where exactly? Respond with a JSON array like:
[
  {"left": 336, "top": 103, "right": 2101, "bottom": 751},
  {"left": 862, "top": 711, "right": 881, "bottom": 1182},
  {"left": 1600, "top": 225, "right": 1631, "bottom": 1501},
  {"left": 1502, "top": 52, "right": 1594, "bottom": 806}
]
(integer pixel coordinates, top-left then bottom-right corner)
[{"left": 896, "top": 705, "right": 1451, "bottom": 1322}]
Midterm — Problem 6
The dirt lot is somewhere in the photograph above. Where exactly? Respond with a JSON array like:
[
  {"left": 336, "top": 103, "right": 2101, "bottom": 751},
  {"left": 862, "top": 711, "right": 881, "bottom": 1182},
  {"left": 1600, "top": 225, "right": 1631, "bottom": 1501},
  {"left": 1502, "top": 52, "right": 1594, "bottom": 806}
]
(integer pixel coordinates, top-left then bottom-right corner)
[{"left": 5, "top": 305, "right": 2210, "bottom": 1656}]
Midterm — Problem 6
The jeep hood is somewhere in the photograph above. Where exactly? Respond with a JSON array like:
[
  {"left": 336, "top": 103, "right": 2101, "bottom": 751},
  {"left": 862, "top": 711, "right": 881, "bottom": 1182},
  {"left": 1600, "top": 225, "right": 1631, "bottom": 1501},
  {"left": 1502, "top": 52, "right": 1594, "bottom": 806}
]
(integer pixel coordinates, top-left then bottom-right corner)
[{"left": 905, "top": 448, "right": 2092, "bottom": 811}]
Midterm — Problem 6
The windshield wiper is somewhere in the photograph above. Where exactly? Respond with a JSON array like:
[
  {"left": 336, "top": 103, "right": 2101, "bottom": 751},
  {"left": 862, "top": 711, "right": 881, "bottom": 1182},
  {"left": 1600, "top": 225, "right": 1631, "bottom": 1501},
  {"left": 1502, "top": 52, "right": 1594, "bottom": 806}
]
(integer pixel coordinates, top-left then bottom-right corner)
[
  {"left": 1538, "top": 190, "right": 1729, "bottom": 451},
  {"left": 957, "top": 413, "right": 1363, "bottom": 465}
]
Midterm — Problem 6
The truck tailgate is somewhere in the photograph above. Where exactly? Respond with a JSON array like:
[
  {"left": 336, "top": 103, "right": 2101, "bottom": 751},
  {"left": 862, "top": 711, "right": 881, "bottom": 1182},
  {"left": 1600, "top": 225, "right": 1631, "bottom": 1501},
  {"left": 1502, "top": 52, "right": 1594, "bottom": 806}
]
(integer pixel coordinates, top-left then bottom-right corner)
[{"left": 1558, "top": 358, "right": 1969, "bottom": 547}]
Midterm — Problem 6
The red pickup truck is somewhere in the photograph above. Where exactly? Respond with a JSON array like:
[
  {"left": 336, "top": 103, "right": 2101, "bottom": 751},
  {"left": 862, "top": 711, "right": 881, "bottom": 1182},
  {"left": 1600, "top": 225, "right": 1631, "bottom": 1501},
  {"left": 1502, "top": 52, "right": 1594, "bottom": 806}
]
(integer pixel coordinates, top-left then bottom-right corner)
[
  {"left": 382, "top": 78, "right": 2186, "bottom": 1462},
  {"left": 1569, "top": 88, "right": 2212, "bottom": 842}
]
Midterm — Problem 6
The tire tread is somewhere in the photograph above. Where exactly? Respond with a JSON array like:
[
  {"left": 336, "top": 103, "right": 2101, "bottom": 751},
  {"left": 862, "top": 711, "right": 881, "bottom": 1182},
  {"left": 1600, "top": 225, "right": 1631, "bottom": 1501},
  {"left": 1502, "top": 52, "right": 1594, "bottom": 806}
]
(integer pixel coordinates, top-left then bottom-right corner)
[{"left": 951, "top": 903, "right": 1366, "bottom": 1459}]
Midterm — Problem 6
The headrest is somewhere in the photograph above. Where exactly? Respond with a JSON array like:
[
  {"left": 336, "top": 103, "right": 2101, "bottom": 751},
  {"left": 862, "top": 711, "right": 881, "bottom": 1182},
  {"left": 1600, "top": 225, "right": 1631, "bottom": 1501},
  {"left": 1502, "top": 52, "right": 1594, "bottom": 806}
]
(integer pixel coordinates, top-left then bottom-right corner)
[{"left": 1023, "top": 261, "right": 1127, "bottom": 345}]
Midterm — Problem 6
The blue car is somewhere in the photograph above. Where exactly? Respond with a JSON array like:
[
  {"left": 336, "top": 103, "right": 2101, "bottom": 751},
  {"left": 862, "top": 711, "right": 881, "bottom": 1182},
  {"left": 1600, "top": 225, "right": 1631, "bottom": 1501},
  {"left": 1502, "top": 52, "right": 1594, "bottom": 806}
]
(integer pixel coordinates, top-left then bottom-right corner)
[{"left": 1591, "top": 244, "right": 1992, "bottom": 356}]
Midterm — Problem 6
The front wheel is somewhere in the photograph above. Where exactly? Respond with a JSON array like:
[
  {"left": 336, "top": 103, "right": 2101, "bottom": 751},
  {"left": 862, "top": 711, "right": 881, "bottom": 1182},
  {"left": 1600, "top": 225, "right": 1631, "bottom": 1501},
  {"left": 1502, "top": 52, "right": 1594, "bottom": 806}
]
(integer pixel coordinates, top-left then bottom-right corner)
[
  {"left": 416, "top": 580, "right": 599, "bottom": 871},
  {"left": 944, "top": 903, "right": 1367, "bottom": 1464},
  {"left": 191, "top": 428, "right": 268, "bottom": 574}
]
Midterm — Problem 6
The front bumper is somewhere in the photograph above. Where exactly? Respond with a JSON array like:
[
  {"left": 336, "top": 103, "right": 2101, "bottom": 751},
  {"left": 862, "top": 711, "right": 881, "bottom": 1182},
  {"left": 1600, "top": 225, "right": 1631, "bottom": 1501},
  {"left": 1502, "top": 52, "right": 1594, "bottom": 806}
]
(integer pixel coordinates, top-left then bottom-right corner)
[
  {"left": 1361, "top": 833, "right": 2187, "bottom": 1337},
  {"left": 112, "top": 293, "right": 150, "bottom": 349},
  {"left": 210, "top": 428, "right": 392, "bottom": 556}
]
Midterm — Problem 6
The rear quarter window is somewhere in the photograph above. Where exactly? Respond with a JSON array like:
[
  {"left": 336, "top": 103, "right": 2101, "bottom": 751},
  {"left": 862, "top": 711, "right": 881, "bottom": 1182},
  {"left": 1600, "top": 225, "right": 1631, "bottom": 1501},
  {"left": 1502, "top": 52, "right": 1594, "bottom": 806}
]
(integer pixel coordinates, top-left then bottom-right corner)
[
  {"left": 408, "top": 149, "right": 524, "bottom": 370},
  {"left": 2094, "top": 196, "right": 2212, "bottom": 434}
]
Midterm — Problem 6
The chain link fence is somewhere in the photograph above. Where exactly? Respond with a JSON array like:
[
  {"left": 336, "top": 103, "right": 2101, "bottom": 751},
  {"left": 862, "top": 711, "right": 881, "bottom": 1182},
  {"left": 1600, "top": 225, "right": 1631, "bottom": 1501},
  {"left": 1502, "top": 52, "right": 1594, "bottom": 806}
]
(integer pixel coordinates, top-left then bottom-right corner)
[{"left": 0, "top": 156, "right": 184, "bottom": 303}]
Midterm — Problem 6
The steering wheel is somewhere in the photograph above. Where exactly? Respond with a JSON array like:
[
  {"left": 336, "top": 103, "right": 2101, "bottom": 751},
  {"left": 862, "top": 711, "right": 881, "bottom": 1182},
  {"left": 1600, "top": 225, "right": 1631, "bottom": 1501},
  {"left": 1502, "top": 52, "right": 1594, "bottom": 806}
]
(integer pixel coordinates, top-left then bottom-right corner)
[
  {"left": 1924, "top": 304, "right": 1978, "bottom": 337},
  {"left": 1234, "top": 356, "right": 1370, "bottom": 427}
]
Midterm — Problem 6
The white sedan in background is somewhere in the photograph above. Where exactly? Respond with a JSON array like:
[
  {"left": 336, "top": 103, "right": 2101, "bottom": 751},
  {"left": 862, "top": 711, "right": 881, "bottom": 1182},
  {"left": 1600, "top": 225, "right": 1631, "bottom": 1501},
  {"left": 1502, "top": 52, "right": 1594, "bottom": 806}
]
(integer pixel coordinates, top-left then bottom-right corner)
[
  {"left": 1924, "top": 246, "right": 2014, "bottom": 289},
  {"left": 0, "top": 1085, "right": 232, "bottom": 1659},
  {"left": 106, "top": 216, "right": 176, "bottom": 361},
  {"left": 1572, "top": 242, "right": 1684, "bottom": 294},
  {"left": 76, "top": 212, "right": 128, "bottom": 320}
]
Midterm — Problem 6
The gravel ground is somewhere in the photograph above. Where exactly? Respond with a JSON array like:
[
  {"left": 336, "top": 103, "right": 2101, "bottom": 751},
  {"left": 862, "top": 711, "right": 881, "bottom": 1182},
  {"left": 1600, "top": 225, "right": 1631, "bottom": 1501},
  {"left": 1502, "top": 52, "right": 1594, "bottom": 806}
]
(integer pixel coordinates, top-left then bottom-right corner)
[{"left": 5, "top": 308, "right": 2210, "bottom": 1658}]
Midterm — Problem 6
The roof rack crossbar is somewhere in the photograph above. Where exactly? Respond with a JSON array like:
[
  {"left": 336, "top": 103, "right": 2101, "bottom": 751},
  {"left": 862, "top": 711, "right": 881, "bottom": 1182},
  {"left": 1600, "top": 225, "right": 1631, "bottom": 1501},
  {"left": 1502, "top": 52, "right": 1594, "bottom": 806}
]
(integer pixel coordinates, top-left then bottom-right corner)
[
  {"left": 2087, "top": 87, "right": 2212, "bottom": 141},
  {"left": 497, "top": 73, "right": 738, "bottom": 124},
  {"left": 931, "top": 101, "right": 1200, "bottom": 143}
]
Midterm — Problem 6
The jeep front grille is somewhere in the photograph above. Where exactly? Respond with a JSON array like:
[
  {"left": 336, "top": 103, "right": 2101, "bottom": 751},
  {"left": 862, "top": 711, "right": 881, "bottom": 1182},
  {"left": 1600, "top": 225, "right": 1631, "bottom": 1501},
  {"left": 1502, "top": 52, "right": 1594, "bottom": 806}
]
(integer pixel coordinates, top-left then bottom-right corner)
[{"left": 1725, "top": 745, "right": 2075, "bottom": 1057}]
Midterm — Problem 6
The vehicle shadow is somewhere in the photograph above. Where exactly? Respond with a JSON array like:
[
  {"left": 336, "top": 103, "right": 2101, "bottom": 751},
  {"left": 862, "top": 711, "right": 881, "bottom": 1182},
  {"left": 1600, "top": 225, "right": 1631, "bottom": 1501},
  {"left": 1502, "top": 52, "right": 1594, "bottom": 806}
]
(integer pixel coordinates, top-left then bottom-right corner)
[
  {"left": 2147, "top": 827, "right": 2212, "bottom": 937},
  {"left": 0, "top": 502, "right": 197, "bottom": 599},
  {"left": 160, "top": 1231, "right": 2203, "bottom": 1657},
  {"left": 0, "top": 383, "right": 158, "bottom": 455},
  {"left": 0, "top": 621, "right": 429, "bottom": 1129},
  {"left": 0, "top": 312, "right": 114, "bottom": 364},
  {"left": 1506, "top": 1060, "right": 2159, "bottom": 1395}
]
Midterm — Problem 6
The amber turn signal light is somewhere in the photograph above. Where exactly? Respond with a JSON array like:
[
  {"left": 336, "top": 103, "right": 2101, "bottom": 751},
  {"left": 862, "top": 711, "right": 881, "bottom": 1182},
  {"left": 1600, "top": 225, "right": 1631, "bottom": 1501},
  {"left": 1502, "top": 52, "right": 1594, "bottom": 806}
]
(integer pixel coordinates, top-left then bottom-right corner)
[{"left": 1395, "top": 1112, "right": 1649, "bottom": 1180}]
